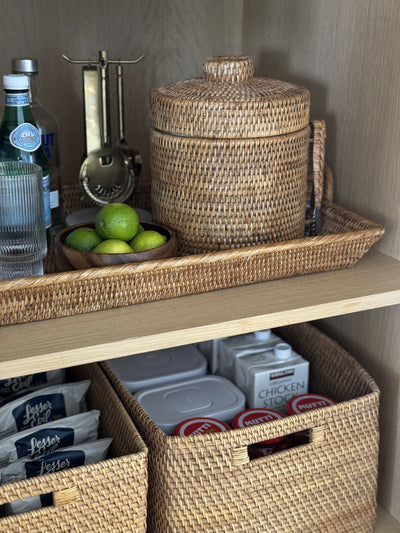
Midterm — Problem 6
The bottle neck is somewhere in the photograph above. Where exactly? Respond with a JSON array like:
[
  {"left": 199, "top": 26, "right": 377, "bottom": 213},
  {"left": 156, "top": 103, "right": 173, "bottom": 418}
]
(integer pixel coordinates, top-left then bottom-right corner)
[
  {"left": 1, "top": 90, "right": 40, "bottom": 139},
  {"left": 4, "top": 89, "right": 30, "bottom": 108},
  {"left": 27, "top": 73, "right": 40, "bottom": 106}
]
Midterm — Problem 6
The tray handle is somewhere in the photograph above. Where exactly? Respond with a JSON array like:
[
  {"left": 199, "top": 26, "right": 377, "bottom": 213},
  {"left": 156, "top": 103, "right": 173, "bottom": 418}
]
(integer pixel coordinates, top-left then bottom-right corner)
[{"left": 307, "top": 119, "right": 327, "bottom": 236}]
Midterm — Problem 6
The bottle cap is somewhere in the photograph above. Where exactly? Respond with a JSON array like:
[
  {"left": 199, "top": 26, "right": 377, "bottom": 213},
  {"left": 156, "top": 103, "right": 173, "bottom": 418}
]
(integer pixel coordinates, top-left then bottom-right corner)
[
  {"left": 11, "top": 58, "right": 38, "bottom": 74},
  {"left": 3, "top": 74, "right": 29, "bottom": 90},
  {"left": 174, "top": 417, "right": 231, "bottom": 436},
  {"left": 273, "top": 343, "right": 292, "bottom": 360},
  {"left": 286, "top": 393, "right": 336, "bottom": 415},
  {"left": 232, "top": 408, "right": 286, "bottom": 444},
  {"left": 253, "top": 329, "right": 271, "bottom": 341}
]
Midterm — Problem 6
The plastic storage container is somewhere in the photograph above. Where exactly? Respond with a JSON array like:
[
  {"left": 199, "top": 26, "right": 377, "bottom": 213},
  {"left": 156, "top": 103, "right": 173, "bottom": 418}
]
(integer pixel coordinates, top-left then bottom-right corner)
[
  {"left": 235, "top": 343, "right": 309, "bottom": 412},
  {"left": 106, "top": 344, "right": 207, "bottom": 393},
  {"left": 218, "top": 329, "right": 281, "bottom": 382},
  {"left": 134, "top": 375, "right": 245, "bottom": 435},
  {"left": 197, "top": 337, "right": 225, "bottom": 374}
]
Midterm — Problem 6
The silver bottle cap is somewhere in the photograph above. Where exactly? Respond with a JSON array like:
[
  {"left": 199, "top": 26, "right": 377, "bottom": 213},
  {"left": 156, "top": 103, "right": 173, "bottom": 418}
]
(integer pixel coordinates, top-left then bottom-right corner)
[{"left": 11, "top": 58, "right": 38, "bottom": 75}]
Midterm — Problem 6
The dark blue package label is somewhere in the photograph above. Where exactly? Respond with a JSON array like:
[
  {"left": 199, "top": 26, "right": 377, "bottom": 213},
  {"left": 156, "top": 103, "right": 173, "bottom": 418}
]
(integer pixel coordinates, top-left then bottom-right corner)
[
  {"left": 15, "top": 427, "right": 75, "bottom": 460},
  {"left": 0, "top": 373, "right": 48, "bottom": 401},
  {"left": 12, "top": 394, "right": 66, "bottom": 431},
  {"left": 40, "top": 493, "right": 54, "bottom": 507},
  {"left": 25, "top": 450, "right": 85, "bottom": 478}
]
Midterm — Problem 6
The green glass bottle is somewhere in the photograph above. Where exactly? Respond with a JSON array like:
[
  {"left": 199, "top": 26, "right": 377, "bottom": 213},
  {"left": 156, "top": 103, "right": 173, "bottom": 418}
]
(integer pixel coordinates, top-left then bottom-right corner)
[
  {"left": 12, "top": 58, "right": 63, "bottom": 230},
  {"left": 0, "top": 74, "right": 51, "bottom": 243}
]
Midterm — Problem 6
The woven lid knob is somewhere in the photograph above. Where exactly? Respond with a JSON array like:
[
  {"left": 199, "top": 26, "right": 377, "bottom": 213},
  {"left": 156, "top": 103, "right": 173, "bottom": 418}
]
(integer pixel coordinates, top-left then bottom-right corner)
[{"left": 203, "top": 56, "right": 254, "bottom": 82}]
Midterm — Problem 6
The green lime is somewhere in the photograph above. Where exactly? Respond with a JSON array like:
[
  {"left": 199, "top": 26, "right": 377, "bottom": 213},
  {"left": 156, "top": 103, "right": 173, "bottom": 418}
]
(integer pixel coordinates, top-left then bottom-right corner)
[
  {"left": 129, "top": 230, "right": 167, "bottom": 252},
  {"left": 92, "top": 239, "right": 134, "bottom": 254},
  {"left": 64, "top": 227, "right": 103, "bottom": 252},
  {"left": 95, "top": 203, "right": 140, "bottom": 242}
]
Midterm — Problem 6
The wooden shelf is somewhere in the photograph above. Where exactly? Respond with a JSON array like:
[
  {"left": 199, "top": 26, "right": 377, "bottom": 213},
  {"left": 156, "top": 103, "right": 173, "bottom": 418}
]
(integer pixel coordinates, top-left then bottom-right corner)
[
  {"left": 1, "top": 250, "right": 400, "bottom": 379},
  {"left": 375, "top": 506, "right": 400, "bottom": 532}
]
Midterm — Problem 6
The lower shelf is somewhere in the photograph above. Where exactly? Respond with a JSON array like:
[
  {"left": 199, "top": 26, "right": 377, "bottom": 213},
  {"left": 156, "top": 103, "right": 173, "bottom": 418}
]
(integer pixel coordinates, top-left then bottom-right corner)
[{"left": 376, "top": 506, "right": 400, "bottom": 532}]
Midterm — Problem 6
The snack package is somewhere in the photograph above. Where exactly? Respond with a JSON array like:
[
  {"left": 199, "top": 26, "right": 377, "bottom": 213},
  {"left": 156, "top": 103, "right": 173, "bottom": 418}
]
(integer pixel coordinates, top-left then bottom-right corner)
[
  {"left": 0, "top": 380, "right": 91, "bottom": 439},
  {"left": 0, "top": 410, "right": 100, "bottom": 466},
  {"left": 0, "top": 370, "right": 66, "bottom": 406},
  {"left": 0, "top": 438, "right": 113, "bottom": 484},
  {"left": 3, "top": 493, "right": 53, "bottom": 517}
]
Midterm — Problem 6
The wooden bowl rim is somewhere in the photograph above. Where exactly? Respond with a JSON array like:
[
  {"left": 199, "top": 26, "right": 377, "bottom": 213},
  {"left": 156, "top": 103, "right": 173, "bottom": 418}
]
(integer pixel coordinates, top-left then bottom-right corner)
[{"left": 56, "top": 220, "right": 176, "bottom": 259}]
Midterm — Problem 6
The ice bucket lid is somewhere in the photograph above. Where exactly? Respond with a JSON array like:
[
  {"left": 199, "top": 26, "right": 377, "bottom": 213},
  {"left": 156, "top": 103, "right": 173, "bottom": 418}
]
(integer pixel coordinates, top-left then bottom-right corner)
[{"left": 149, "top": 55, "right": 310, "bottom": 139}]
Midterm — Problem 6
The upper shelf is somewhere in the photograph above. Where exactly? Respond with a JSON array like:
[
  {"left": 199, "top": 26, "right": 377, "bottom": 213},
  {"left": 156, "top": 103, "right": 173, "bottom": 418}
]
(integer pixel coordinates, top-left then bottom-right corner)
[{"left": 1, "top": 250, "right": 400, "bottom": 379}]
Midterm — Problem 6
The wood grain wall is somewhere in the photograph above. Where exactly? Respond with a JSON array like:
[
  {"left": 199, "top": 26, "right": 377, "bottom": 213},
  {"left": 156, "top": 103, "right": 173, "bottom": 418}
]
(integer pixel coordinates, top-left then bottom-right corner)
[
  {"left": 242, "top": 0, "right": 400, "bottom": 519},
  {"left": 0, "top": 0, "right": 243, "bottom": 183}
]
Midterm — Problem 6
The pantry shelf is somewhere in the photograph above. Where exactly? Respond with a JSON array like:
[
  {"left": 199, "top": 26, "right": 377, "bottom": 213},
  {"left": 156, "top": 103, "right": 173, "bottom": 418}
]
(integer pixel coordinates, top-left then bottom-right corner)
[
  {"left": 375, "top": 506, "right": 400, "bottom": 532},
  {"left": 1, "top": 249, "right": 400, "bottom": 379}
]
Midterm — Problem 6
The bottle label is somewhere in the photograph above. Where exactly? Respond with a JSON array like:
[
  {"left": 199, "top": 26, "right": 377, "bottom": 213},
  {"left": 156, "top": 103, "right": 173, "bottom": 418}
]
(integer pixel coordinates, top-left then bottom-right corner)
[
  {"left": 41, "top": 132, "right": 56, "bottom": 160},
  {"left": 42, "top": 174, "right": 51, "bottom": 228},
  {"left": 50, "top": 189, "right": 59, "bottom": 209},
  {"left": 5, "top": 93, "right": 29, "bottom": 107},
  {"left": 10, "top": 123, "right": 41, "bottom": 152}
]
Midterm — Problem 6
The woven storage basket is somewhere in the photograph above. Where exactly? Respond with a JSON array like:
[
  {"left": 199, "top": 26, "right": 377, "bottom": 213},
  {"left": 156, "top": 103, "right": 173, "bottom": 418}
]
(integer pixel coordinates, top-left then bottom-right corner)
[
  {"left": 150, "top": 55, "right": 313, "bottom": 255},
  {"left": 101, "top": 322, "right": 379, "bottom": 533},
  {"left": 0, "top": 363, "right": 148, "bottom": 532}
]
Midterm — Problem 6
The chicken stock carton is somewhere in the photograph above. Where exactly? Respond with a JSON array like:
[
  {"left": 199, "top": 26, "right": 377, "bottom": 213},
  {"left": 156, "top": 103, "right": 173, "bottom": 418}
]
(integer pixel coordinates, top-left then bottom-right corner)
[
  {"left": 235, "top": 343, "right": 309, "bottom": 412},
  {"left": 218, "top": 329, "right": 282, "bottom": 382}
]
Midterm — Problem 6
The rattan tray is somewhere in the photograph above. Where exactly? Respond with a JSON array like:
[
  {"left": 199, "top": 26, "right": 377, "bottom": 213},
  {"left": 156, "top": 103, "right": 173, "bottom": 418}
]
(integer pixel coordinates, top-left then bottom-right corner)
[{"left": 0, "top": 189, "right": 384, "bottom": 326}]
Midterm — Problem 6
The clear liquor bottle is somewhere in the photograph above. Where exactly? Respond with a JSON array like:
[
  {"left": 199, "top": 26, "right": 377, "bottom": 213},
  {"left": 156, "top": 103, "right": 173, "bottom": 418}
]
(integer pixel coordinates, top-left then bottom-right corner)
[
  {"left": 12, "top": 58, "right": 62, "bottom": 230},
  {"left": 0, "top": 74, "right": 51, "bottom": 243}
]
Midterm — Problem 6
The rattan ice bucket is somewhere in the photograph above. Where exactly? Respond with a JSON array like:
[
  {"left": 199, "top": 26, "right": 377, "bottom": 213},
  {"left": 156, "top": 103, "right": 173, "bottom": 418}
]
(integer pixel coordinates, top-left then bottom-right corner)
[{"left": 150, "top": 55, "right": 312, "bottom": 255}]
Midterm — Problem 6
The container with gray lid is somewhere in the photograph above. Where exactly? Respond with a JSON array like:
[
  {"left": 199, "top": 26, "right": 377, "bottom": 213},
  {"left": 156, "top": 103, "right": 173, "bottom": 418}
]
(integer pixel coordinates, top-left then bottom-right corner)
[
  {"left": 134, "top": 375, "right": 246, "bottom": 435},
  {"left": 106, "top": 344, "right": 207, "bottom": 393}
]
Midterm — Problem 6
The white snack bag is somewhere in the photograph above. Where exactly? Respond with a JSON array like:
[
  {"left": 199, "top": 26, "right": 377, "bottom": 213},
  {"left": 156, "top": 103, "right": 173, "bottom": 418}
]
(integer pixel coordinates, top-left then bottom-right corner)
[
  {"left": 0, "top": 438, "right": 113, "bottom": 484},
  {"left": 0, "top": 380, "right": 91, "bottom": 439},
  {"left": 4, "top": 493, "right": 53, "bottom": 516},
  {"left": 0, "top": 369, "right": 66, "bottom": 406},
  {"left": 0, "top": 410, "right": 100, "bottom": 466}
]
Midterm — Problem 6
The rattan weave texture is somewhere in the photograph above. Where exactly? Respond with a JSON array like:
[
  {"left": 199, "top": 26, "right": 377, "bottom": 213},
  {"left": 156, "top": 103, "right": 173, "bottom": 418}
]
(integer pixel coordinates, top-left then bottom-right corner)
[
  {"left": 0, "top": 363, "right": 148, "bottom": 532},
  {"left": 102, "top": 322, "right": 379, "bottom": 533},
  {"left": 149, "top": 56, "right": 311, "bottom": 138},
  {"left": 150, "top": 56, "right": 312, "bottom": 254},
  {"left": 0, "top": 190, "right": 384, "bottom": 326}
]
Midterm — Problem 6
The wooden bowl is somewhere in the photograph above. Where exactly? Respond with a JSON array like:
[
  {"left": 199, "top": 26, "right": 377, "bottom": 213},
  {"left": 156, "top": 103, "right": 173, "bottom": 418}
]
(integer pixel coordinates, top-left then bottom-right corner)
[{"left": 55, "top": 221, "right": 177, "bottom": 271}]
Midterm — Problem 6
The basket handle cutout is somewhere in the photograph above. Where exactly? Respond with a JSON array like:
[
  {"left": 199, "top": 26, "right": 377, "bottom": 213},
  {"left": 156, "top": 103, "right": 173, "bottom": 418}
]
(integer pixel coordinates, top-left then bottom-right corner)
[
  {"left": 232, "top": 424, "right": 325, "bottom": 466},
  {"left": 0, "top": 485, "right": 81, "bottom": 519}
]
